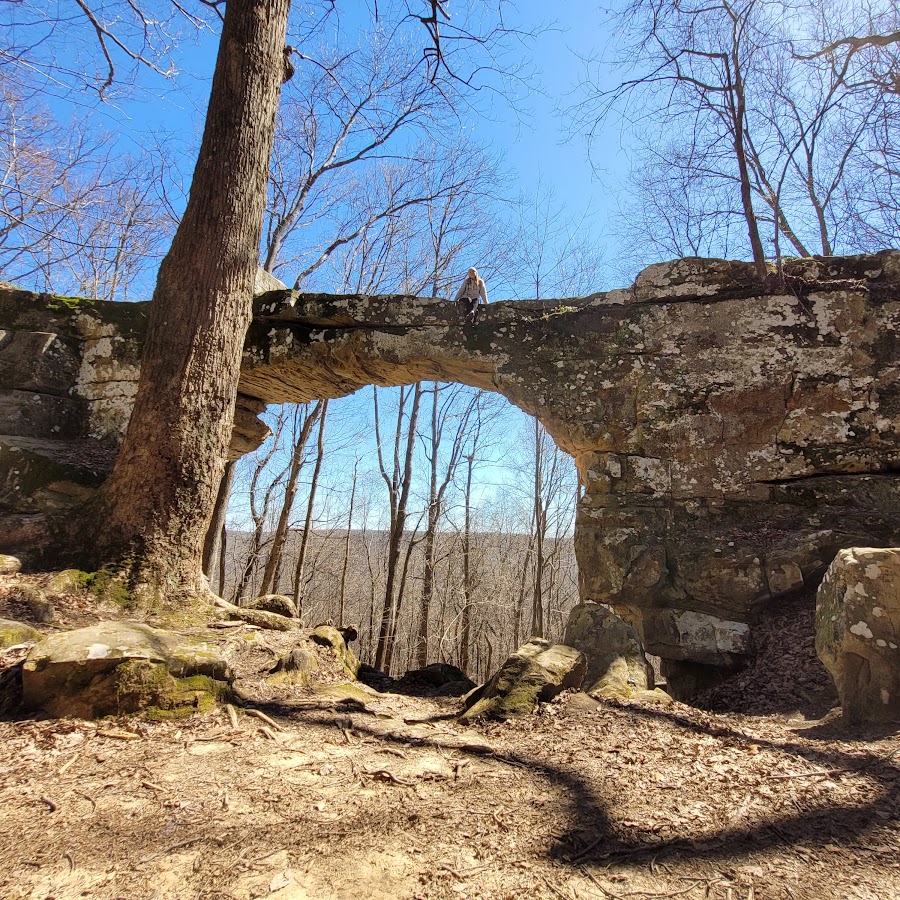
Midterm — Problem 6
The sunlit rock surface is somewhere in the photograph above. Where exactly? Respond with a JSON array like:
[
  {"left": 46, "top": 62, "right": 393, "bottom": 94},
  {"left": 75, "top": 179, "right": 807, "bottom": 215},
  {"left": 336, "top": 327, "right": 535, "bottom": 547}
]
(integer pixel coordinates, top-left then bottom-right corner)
[
  {"left": 816, "top": 548, "right": 900, "bottom": 724},
  {"left": 3, "top": 251, "right": 900, "bottom": 673}
]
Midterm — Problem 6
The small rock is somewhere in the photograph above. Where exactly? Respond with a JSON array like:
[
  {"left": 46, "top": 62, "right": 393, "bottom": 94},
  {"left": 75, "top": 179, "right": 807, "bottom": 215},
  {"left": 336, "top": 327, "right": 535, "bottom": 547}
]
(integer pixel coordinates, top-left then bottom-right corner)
[
  {"left": 0, "top": 617, "right": 42, "bottom": 649},
  {"left": 0, "top": 554, "right": 21, "bottom": 576}
]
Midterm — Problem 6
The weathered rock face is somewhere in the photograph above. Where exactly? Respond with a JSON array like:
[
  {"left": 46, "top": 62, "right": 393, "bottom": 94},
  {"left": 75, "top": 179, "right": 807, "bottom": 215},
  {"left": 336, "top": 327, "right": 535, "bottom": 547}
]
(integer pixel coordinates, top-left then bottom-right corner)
[
  {"left": 3, "top": 253, "right": 900, "bottom": 673},
  {"left": 816, "top": 548, "right": 900, "bottom": 724},
  {"left": 21, "top": 621, "right": 232, "bottom": 719},
  {"left": 461, "top": 639, "right": 587, "bottom": 721},
  {"left": 564, "top": 603, "right": 656, "bottom": 699}
]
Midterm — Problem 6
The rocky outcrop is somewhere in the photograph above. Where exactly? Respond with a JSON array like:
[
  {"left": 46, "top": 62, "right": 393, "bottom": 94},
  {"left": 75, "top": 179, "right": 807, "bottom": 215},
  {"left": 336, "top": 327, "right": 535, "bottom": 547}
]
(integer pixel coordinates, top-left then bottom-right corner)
[
  {"left": 816, "top": 548, "right": 900, "bottom": 724},
  {"left": 3, "top": 253, "right": 900, "bottom": 674},
  {"left": 310, "top": 625, "right": 360, "bottom": 679},
  {"left": 461, "top": 639, "right": 586, "bottom": 721},
  {"left": 21, "top": 621, "right": 232, "bottom": 719}
]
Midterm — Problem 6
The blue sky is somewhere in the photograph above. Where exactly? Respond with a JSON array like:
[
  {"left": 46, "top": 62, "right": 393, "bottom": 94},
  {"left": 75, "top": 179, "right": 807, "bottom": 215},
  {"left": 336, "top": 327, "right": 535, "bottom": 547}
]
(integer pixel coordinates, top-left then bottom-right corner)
[{"left": 65, "top": 0, "right": 625, "bottom": 297}]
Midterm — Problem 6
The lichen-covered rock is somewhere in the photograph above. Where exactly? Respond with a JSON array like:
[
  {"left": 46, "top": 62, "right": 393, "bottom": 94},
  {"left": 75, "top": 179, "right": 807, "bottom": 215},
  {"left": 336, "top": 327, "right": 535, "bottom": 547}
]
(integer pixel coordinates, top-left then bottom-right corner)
[
  {"left": 816, "top": 548, "right": 900, "bottom": 724},
  {"left": 6, "top": 256, "right": 900, "bottom": 671},
  {"left": 21, "top": 621, "right": 232, "bottom": 719},
  {"left": 310, "top": 625, "right": 360, "bottom": 679},
  {"left": 46, "top": 569, "right": 89, "bottom": 595},
  {"left": 249, "top": 594, "right": 297, "bottom": 618},
  {"left": 0, "top": 554, "right": 20, "bottom": 575},
  {"left": 564, "top": 603, "right": 655, "bottom": 699},
  {"left": 461, "top": 639, "right": 586, "bottom": 722},
  {"left": 0, "top": 617, "right": 42, "bottom": 648}
]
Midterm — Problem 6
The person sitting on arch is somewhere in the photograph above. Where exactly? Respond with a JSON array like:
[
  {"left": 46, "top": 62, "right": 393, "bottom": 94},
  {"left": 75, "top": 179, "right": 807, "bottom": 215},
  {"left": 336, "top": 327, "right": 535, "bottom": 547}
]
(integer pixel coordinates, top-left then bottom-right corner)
[{"left": 454, "top": 267, "right": 487, "bottom": 324}]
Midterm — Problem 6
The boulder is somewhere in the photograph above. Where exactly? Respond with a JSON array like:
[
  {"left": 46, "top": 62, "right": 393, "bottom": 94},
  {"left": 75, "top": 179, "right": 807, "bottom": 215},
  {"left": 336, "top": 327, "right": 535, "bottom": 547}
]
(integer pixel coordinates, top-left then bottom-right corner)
[
  {"left": 816, "top": 548, "right": 900, "bottom": 724},
  {"left": 0, "top": 617, "right": 42, "bottom": 648},
  {"left": 0, "top": 554, "right": 21, "bottom": 575},
  {"left": 310, "top": 625, "right": 360, "bottom": 679},
  {"left": 249, "top": 594, "right": 297, "bottom": 618},
  {"left": 461, "top": 639, "right": 586, "bottom": 722},
  {"left": 269, "top": 646, "right": 319, "bottom": 686},
  {"left": 564, "top": 603, "right": 655, "bottom": 699},
  {"left": 22, "top": 621, "right": 232, "bottom": 719}
]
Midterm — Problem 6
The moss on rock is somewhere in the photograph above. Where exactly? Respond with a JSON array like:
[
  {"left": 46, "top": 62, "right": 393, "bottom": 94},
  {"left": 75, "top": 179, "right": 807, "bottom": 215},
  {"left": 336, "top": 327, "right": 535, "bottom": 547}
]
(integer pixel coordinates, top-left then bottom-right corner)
[
  {"left": 0, "top": 617, "right": 42, "bottom": 649},
  {"left": 22, "top": 621, "right": 232, "bottom": 719}
]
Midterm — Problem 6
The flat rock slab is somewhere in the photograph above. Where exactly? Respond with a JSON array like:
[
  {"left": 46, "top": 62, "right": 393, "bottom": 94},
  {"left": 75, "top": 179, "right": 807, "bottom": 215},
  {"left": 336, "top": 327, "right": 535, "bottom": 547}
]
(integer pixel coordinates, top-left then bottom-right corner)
[
  {"left": 22, "top": 621, "right": 232, "bottom": 719},
  {"left": 816, "top": 548, "right": 900, "bottom": 724}
]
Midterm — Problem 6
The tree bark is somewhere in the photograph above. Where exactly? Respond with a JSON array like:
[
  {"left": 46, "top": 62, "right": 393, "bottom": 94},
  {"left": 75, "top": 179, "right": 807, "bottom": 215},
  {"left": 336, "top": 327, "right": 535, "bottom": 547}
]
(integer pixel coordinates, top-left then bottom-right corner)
[{"left": 77, "top": 0, "right": 292, "bottom": 601}]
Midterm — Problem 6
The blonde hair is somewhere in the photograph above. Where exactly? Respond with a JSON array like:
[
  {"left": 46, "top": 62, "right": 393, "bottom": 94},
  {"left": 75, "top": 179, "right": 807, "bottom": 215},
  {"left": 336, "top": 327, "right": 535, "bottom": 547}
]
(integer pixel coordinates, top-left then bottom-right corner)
[{"left": 467, "top": 267, "right": 479, "bottom": 280}]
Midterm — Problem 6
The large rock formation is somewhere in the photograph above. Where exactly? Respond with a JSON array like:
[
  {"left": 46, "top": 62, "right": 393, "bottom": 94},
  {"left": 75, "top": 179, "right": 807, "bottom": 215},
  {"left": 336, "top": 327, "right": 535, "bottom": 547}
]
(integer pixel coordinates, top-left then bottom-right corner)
[{"left": 3, "top": 252, "right": 900, "bottom": 678}]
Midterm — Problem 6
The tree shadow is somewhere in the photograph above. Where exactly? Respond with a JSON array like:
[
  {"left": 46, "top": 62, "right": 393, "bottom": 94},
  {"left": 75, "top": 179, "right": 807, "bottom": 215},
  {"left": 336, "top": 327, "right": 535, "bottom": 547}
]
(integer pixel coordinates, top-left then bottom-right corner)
[{"left": 257, "top": 696, "right": 900, "bottom": 872}]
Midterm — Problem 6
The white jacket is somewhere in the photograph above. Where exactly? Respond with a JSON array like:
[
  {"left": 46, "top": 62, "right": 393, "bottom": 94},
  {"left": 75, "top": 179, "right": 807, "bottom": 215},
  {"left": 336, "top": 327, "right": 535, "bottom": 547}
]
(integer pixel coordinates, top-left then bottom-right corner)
[{"left": 454, "top": 276, "right": 487, "bottom": 304}]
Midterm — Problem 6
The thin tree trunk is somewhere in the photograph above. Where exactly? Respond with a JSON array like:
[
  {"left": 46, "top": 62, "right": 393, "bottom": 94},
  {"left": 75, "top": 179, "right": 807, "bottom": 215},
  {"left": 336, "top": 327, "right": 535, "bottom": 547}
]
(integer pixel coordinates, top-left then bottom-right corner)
[
  {"left": 259, "top": 401, "right": 322, "bottom": 595},
  {"left": 80, "top": 0, "right": 292, "bottom": 600},
  {"left": 459, "top": 453, "right": 475, "bottom": 674},
  {"left": 203, "top": 459, "right": 236, "bottom": 584},
  {"left": 293, "top": 400, "right": 329, "bottom": 617},
  {"left": 338, "top": 459, "right": 358, "bottom": 625},
  {"left": 730, "top": 53, "right": 767, "bottom": 278},
  {"left": 374, "top": 383, "right": 423, "bottom": 672},
  {"left": 415, "top": 383, "right": 441, "bottom": 667},
  {"left": 531, "top": 418, "right": 545, "bottom": 639}
]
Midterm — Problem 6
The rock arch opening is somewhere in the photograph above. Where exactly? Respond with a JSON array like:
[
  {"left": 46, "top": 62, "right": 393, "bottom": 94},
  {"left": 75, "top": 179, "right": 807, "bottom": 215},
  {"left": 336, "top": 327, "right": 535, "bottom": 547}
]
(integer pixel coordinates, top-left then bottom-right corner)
[{"left": 3, "top": 252, "right": 900, "bottom": 694}]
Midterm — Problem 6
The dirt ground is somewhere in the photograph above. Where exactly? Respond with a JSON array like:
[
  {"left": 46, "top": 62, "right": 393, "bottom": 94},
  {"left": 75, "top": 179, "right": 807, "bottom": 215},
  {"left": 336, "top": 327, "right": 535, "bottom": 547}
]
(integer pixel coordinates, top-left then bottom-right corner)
[{"left": 1, "top": 577, "right": 898, "bottom": 900}]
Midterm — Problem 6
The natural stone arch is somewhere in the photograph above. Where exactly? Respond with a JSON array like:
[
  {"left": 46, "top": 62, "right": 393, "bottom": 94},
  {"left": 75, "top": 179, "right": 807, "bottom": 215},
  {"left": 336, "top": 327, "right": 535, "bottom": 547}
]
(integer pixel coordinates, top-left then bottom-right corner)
[
  {"left": 237, "top": 253, "right": 900, "bottom": 693},
  {"left": 3, "top": 251, "right": 900, "bottom": 694}
]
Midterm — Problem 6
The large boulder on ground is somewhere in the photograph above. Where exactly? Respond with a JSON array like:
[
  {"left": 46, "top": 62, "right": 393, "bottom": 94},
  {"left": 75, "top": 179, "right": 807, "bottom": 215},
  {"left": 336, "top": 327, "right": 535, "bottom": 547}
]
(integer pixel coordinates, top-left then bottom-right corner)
[
  {"left": 22, "top": 621, "right": 232, "bottom": 719},
  {"left": 310, "top": 625, "right": 361, "bottom": 679},
  {"left": 816, "top": 548, "right": 900, "bottom": 724},
  {"left": 461, "top": 639, "right": 586, "bottom": 722},
  {"left": 564, "top": 603, "right": 657, "bottom": 699},
  {"left": 249, "top": 594, "right": 297, "bottom": 618},
  {"left": 0, "top": 617, "right": 42, "bottom": 648}
]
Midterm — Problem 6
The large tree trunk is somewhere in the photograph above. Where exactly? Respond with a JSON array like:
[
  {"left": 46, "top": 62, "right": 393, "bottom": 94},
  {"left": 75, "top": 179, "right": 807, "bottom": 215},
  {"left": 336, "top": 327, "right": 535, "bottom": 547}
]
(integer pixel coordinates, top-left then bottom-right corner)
[{"left": 80, "top": 0, "right": 291, "bottom": 600}]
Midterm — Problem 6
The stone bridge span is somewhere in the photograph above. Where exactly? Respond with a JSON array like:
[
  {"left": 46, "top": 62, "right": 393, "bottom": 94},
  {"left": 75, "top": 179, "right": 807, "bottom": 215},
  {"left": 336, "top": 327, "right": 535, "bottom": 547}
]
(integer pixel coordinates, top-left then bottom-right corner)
[{"left": 3, "top": 252, "right": 900, "bottom": 691}]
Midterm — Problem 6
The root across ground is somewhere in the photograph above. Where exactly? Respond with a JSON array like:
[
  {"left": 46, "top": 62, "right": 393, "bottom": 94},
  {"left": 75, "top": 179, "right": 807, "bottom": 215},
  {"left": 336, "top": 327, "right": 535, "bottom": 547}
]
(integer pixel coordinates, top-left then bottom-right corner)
[{"left": 0, "top": 581, "right": 898, "bottom": 899}]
